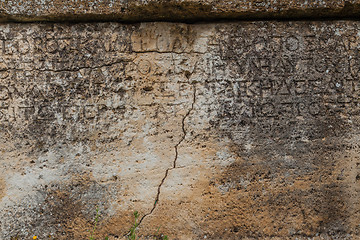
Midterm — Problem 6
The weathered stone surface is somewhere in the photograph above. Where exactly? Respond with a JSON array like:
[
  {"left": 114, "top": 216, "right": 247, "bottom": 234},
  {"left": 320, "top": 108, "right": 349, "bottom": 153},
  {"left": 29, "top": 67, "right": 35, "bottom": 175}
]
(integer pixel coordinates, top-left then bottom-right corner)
[
  {"left": 1, "top": 0, "right": 360, "bottom": 22},
  {"left": 0, "top": 21, "right": 359, "bottom": 239}
]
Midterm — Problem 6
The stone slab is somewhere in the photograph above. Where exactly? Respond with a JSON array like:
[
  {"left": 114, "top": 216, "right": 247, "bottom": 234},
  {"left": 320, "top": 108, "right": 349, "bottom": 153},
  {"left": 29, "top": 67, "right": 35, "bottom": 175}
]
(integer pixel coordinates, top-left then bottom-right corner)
[
  {"left": 0, "top": 21, "right": 359, "bottom": 239},
  {"left": 1, "top": 0, "right": 360, "bottom": 22}
]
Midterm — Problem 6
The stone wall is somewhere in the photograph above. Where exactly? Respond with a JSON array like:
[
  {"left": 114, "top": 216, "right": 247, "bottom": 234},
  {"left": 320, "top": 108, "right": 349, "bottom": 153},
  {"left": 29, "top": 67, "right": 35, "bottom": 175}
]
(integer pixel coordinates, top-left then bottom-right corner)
[{"left": 0, "top": 2, "right": 359, "bottom": 240}]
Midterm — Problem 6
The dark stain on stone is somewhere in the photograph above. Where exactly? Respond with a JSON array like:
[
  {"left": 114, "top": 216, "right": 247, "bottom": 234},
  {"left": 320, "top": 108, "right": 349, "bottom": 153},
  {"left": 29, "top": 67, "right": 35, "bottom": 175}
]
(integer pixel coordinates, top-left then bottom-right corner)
[{"left": 6, "top": 177, "right": 117, "bottom": 239}]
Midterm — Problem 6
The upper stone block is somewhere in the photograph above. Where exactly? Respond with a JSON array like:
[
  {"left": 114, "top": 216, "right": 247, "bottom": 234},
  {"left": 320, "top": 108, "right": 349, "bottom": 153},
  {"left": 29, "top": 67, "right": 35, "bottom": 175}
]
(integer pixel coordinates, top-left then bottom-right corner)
[{"left": 1, "top": 0, "right": 360, "bottom": 22}]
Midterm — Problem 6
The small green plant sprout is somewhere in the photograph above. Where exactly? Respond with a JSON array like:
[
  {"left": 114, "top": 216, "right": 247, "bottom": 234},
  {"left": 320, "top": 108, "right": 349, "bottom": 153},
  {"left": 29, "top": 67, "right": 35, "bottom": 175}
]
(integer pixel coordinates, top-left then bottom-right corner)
[
  {"left": 153, "top": 226, "right": 168, "bottom": 240},
  {"left": 128, "top": 211, "right": 139, "bottom": 240},
  {"left": 90, "top": 207, "right": 100, "bottom": 240},
  {"left": 89, "top": 207, "right": 109, "bottom": 240}
]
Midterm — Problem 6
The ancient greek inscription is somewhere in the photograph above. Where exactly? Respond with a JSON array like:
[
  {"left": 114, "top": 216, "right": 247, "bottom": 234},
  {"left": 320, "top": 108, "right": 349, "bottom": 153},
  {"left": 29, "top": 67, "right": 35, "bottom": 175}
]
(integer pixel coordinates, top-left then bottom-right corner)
[
  {"left": 1, "top": 22, "right": 360, "bottom": 143},
  {"left": 210, "top": 22, "right": 360, "bottom": 136},
  {"left": 0, "top": 23, "right": 203, "bottom": 144}
]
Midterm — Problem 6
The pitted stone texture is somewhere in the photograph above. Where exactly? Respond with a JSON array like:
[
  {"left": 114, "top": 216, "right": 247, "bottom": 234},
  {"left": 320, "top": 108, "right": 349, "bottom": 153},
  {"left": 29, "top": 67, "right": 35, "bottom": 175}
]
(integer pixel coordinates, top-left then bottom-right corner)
[
  {"left": 0, "top": 21, "right": 359, "bottom": 239},
  {"left": 1, "top": 0, "right": 360, "bottom": 22}
]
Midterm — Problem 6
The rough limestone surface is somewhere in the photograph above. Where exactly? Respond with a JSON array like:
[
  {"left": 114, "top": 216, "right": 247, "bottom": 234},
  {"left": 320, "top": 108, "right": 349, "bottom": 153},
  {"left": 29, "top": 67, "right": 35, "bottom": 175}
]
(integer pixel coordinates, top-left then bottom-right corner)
[
  {"left": 1, "top": 0, "right": 360, "bottom": 22},
  {"left": 0, "top": 21, "right": 360, "bottom": 239}
]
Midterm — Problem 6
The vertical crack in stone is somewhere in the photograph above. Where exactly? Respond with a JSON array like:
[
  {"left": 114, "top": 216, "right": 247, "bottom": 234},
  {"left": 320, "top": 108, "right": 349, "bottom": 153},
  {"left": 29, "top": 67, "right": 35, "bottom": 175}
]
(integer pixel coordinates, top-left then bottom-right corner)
[{"left": 136, "top": 82, "right": 197, "bottom": 228}]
